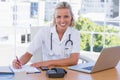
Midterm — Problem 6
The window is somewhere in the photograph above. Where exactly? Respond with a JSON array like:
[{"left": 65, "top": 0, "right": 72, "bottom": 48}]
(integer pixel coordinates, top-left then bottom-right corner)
[
  {"left": 101, "top": 0, "right": 104, "bottom": 2},
  {"left": 1, "top": 0, "right": 6, "bottom": 2},
  {"left": 76, "top": 0, "right": 120, "bottom": 53},
  {"left": 30, "top": 2, "right": 38, "bottom": 18}
]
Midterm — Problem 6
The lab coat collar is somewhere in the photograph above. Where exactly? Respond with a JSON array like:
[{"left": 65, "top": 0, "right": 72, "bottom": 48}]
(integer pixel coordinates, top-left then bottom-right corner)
[
  {"left": 61, "top": 27, "right": 72, "bottom": 43},
  {"left": 50, "top": 26, "right": 72, "bottom": 42},
  {"left": 50, "top": 26, "right": 59, "bottom": 41}
]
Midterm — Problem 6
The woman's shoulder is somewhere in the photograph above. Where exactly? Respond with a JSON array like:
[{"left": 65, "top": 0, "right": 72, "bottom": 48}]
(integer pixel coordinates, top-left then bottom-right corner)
[
  {"left": 70, "top": 27, "right": 80, "bottom": 39},
  {"left": 70, "top": 27, "right": 79, "bottom": 34}
]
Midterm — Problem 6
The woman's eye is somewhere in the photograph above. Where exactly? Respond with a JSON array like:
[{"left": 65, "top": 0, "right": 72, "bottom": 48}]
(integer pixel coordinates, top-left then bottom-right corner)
[
  {"left": 56, "top": 16, "right": 61, "bottom": 18},
  {"left": 64, "top": 15, "right": 69, "bottom": 18},
  {"left": 56, "top": 15, "right": 69, "bottom": 19}
]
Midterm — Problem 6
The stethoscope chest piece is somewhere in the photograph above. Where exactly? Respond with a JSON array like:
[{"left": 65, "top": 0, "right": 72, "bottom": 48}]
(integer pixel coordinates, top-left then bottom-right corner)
[{"left": 49, "top": 49, "right": 54, "bottom": 56}]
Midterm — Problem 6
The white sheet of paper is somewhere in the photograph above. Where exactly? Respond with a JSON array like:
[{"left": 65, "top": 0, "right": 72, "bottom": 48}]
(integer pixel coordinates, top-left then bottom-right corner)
[{"left": 10, "top": 65, "right": 40, "bottom": 74}]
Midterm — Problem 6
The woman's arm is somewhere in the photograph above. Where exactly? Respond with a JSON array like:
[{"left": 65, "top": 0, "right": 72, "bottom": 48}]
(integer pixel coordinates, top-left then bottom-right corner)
[
  {"left": 19, "top": 52, "right": 33, "bottom": 65},
  {"left": 31, "top": 53, "right": 79, "bottom": 68},
  {"left": 12, "top": 52, "right": 32, "bottom": 69}
]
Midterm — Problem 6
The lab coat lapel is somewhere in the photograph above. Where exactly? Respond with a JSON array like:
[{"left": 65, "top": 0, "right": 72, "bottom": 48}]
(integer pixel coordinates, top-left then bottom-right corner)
[
  {"left": 50, "top": 26, "right": 71, "bottom": 43},
  {"left": 61, "top": 27, "right": 71, "bottom": 43},
  {"left": 51, "top": 26, "right": 60, "bottom": 42}
]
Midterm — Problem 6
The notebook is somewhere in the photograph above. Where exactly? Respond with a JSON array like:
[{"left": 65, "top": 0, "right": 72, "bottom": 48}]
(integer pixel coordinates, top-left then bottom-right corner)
[
  {"left": 68, "top": 46, "right": 120, "bottom": 73},
  {"left": 9, "top": 65, "right": 40, "bottom": 74},
  {"left": 0, "top": 65, "right": 40, "bottom": 74},
  {"left": 0, "top": 66, "right": 13, "bottom": 74}
]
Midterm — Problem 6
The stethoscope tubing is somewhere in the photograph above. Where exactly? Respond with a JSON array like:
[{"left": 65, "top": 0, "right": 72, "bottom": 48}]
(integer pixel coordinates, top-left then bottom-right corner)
[
  {"left": 50, "top": 33, "right": 73, "bottom": 51},
  {"left": 65, "top": 34, "right": 73, "bottom": 46}
]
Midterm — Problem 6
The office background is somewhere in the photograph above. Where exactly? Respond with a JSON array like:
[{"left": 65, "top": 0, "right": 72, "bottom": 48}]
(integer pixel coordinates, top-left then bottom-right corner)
[{"left": 0, "top": 0, "right": 119, "bottom": 66}]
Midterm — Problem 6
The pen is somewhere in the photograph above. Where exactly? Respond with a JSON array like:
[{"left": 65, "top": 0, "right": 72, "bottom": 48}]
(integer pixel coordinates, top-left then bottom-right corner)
[
  {"left": 27, "top": 72, "right": 41, "bottom": 74},
  {"left": 16, "top": 56, "right": 22, "bottom": 68}
]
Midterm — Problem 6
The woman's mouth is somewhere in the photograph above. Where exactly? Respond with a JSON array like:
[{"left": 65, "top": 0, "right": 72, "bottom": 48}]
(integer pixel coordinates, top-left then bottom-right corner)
[{"left": 60, "top": 23, "right": 66, "bottom": 26}]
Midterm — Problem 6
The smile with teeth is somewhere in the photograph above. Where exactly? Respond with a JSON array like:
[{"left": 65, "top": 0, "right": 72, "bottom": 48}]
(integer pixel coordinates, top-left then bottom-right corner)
[{"left": 60, "top": 23, "right": 66, "bottom": 26}]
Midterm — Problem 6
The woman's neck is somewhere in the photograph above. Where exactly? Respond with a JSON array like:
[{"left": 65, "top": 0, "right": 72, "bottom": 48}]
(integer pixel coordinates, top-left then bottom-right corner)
[{"left": 56, "top": 27, "right": 66, "bottom": 41}]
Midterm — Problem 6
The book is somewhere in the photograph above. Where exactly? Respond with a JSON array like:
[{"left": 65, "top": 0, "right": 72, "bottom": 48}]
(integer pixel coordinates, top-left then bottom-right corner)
[{"left": 9, "top": 65, "right": 40, "bottom": 74}]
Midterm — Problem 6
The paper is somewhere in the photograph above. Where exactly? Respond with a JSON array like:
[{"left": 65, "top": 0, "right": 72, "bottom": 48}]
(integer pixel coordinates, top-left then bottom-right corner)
[{"left": 10, "top": 65, "right": 40, "bottom": 74}]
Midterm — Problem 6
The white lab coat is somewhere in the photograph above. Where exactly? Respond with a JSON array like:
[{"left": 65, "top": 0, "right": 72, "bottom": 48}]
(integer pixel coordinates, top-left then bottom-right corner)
[{"left": 27, "top": 26, "right": 80, "bottom": 61}]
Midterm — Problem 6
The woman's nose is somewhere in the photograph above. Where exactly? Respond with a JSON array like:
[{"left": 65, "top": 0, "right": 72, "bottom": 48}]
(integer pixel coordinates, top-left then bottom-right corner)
[{"left": 60, "top": 17, "right": 65, "bottom": 22}]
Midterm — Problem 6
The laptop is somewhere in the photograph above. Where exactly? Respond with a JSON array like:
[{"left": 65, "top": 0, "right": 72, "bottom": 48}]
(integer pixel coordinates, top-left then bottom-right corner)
[{"left": 68, "top": 46, "right": 120, "bottom": 73}]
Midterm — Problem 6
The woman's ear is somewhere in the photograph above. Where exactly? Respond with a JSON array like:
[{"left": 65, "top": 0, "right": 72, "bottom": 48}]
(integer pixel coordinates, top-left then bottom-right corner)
[{"left": 70, "top": 18, "right": 74, "bottom": 26}]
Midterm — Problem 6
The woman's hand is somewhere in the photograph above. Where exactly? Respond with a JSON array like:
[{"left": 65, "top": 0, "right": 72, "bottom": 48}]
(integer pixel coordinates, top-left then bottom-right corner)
[
  {"left": 12, "top": 59, "right": 22, "bottom": 69},
  {"left": 31, "top": 61, "right": 51, "bottom": 68},
  {"left": 12, "top": 52, "right": 32, "bottom": 69}
]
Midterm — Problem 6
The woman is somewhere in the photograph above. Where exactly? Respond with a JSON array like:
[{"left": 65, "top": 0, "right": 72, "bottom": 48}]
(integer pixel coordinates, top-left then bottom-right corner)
[{"left": 12, "top": 1, "right": 80, "bottom": 69}]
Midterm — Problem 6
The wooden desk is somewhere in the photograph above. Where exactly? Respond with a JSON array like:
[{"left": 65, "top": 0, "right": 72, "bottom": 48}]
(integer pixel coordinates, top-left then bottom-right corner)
[{"left": 13, "top": 62, "right": 120, "bottom": 80}]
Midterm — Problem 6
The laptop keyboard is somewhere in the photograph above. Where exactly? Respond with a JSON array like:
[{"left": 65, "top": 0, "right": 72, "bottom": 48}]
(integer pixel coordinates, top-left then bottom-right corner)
[{"left": 83, "top": 66, "right": 93, "bottom": 70}]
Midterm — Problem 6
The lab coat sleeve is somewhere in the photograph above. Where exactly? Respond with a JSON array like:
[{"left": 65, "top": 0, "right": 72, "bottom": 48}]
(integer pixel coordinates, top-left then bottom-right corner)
[
  {"left": 27, "top": 28, "right": 43, "bottom": 55},
  {"left": 71, "top": 30, "right": 80, "bottom": 54}
]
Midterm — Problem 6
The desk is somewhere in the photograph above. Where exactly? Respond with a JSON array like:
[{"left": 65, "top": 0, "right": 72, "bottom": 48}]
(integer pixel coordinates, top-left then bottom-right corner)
[{"left": 12, "top": 62, "right": 120, "bottom": 80}]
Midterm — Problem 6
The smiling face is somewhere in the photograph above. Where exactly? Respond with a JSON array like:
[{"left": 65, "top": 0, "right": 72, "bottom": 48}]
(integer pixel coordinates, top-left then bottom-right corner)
[{"left": 54, "top": 8, "right": 72, "bottom": 32}]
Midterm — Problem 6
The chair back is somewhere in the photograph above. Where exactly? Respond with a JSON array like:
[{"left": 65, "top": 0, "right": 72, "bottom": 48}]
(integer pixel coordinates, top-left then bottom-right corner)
[{"left": 30, "top": 26, "right": 43, "bottom": 63}]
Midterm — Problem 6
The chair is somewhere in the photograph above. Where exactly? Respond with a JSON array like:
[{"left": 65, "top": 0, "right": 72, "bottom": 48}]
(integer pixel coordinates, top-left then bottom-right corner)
[
  {"left": 79, "top": 53, "right": 94, "bottom": 63},
  {"left": 30, "top": 26, "right": 43, "bottom": 63}
]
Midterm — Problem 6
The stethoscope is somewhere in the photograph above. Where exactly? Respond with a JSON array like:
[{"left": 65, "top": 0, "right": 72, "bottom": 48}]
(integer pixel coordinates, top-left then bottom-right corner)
[{"left": 49, "top": 33, "right": 73, "bottom": 56}]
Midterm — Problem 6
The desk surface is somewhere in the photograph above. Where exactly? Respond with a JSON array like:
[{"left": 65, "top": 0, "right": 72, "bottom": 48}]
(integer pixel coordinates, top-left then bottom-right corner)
[{"left": 13, "top": 62, "right": 120, "bottom": 80}]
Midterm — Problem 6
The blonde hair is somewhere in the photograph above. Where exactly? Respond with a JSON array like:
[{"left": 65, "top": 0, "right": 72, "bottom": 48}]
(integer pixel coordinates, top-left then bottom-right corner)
[{"left": 52, "top": 1, "right": 75, "bottom": 27}]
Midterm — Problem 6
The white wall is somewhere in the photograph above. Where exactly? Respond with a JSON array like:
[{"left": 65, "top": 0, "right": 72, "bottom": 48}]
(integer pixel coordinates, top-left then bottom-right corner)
[{"left": 0, "top": 3, "right": 13, "bottom": 27}]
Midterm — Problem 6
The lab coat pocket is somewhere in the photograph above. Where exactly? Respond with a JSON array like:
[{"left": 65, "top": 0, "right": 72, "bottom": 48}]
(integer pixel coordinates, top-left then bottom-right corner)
[{"left": 64, "top": 46, "right": 72, "bottom": 56}]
